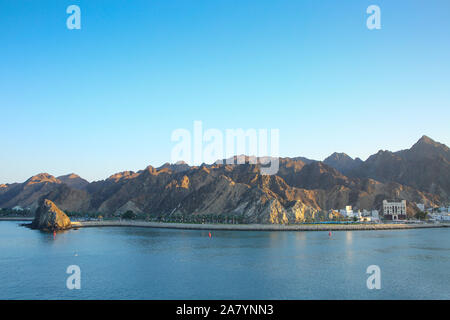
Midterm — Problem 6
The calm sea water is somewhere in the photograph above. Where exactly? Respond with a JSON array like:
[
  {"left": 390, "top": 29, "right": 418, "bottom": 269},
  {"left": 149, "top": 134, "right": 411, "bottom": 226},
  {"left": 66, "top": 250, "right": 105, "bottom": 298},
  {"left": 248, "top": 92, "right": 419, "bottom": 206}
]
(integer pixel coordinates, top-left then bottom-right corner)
[{"left": 0, "top": 221, "right": 449, "bottom": 299}]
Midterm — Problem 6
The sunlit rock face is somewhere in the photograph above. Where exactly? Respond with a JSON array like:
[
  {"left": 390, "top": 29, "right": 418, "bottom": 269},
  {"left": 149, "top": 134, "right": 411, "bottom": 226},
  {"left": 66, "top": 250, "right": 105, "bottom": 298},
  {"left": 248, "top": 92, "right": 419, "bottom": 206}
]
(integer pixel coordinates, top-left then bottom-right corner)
[{"left": 31, "top": 199, "right": 72, "bottom": 231}]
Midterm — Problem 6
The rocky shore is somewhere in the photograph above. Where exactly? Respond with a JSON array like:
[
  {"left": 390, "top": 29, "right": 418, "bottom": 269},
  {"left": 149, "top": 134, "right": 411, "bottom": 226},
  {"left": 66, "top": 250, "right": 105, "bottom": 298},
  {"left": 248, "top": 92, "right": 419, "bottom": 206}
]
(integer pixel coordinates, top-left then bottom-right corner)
[{"left": 74, "top": 220, "right": 450, "bottom": 232}]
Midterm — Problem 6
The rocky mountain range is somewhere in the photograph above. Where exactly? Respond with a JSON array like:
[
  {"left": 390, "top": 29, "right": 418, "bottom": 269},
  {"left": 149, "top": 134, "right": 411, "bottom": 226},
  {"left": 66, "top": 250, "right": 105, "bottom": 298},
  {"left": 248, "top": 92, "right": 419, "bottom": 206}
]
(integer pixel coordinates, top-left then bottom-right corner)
[{"left": 0, "top": 136, "right": 448, "bottom": 223}]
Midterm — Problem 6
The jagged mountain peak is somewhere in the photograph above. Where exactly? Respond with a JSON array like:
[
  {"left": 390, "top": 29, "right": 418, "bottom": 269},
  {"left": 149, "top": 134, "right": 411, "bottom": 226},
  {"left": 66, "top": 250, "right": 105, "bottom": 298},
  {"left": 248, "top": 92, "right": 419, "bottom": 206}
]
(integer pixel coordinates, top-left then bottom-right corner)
[
  {"left": 366, "top": 149, "right": 397, "bottom": 161},
  {"left": 323, "top": 152, "right": 363, "bottom": 175},
  {"left": 58, "top": 173, "right": 81, "bottom": 179},
  {"left": 325, "top": 152, "right": 353, "bottom": 161},
  {"left": 141, "top": 165, "right": 174, "bottom": 176},
  {"left": 416, "top": 135, "right": 437, "bottom": 145},
  {"left": 149, "top": 165, "right": 166, "bottom": 174},
  {"left": 57, "top": 173, "right": 89, "bottom": 190},
  {"left": 350, "top": 136, "right": 450, "bottom": 199},
  {"left": 107, "top": 171, "right": 138, "bottom": 182},
  {"left": 289, "top": 156, "right": 315, "bottom": 164},
  {"left": 409, "top": 135, "right": 449, "bottom": 155},
  {"left": 25, "top": 173, "right": 60, "bottom": 185},
  {"left": 157, "top": 161, "right": 190, "bottom": 173}
]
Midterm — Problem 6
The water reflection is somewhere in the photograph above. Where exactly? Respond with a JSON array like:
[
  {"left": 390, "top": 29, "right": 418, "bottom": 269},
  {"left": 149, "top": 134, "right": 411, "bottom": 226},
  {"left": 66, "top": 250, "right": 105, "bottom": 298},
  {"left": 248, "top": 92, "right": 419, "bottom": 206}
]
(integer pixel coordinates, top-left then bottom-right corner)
[
  {"left": 345, "top": 231, "right": 353, "bottom": 245},
  {"left": 2, "top": 222, "right": 450, "bottom": 299},
  {"left": 344, "top": 232, "right": 354, "bottom": 262}
]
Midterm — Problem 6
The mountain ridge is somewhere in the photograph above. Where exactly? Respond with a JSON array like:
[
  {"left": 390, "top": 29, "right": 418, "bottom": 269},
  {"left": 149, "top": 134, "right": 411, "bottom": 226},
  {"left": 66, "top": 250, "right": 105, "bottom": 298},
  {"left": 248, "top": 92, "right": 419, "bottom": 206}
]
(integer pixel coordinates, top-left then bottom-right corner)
[{"left": 0, "top": 136, "right": 448, "bottom": 223}]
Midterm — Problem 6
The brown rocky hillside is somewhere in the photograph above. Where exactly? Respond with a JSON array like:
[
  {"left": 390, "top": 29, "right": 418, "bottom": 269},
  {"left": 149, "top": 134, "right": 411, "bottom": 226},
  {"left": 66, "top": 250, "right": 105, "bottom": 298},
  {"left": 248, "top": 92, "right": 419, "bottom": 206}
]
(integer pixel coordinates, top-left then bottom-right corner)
[{"left": 0, "top": 136, "right": 447, "bottom": 223}]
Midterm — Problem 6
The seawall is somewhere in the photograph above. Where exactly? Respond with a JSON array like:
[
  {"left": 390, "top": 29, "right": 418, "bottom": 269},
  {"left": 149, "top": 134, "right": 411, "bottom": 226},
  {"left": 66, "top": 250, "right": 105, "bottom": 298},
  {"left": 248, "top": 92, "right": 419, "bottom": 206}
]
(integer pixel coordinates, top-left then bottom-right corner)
[
  {"left": 0, "top": 217, "right": 33, "bottom": 221},
  {"left": 73, "top": 220, "right": 450, "bottom": 232}
]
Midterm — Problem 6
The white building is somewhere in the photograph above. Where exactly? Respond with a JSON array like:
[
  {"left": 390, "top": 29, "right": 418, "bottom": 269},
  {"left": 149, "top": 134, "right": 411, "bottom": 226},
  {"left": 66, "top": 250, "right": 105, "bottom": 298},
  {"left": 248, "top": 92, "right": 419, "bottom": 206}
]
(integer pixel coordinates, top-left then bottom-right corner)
[
  {"left": 340, "top": 205, "right": 354, "bottom": 218},
  {"left": 416, "top": 203, "right": 425, "bottom": 212},
  {"left": 383, "top": 200, "right": 407, "bottom": 221},
  {"left": 362, "top": 209, "right": 370, "bottom": 217},
  {"left": 439, "top": 207, "right": 449, "bottom": 213},
  {"left": 371, "top": 210, "right": 380, "bottom": 222},
  {"left": 431, "top": 214, "right": 450, "bottom": 222}
]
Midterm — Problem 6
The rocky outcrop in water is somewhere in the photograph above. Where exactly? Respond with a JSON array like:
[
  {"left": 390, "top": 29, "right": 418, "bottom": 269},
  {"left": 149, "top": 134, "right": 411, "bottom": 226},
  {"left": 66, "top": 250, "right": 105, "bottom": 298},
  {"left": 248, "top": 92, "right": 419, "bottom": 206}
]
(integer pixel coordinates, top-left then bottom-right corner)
[{"left": 31, "top": 199, "right": 72, "bottom": 231}]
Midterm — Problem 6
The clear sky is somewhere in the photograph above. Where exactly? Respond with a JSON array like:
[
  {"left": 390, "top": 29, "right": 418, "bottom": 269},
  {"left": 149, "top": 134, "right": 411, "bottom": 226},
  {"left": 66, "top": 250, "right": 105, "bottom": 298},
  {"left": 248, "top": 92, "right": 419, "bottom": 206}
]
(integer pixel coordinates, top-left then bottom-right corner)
[{"left": 1, "top": 0, "right": 449, "bottom": 183}]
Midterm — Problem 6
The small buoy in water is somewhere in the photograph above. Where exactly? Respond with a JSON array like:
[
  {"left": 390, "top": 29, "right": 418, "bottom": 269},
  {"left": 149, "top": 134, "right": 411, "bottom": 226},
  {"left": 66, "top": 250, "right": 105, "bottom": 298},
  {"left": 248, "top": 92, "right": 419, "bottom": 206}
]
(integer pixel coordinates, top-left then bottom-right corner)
[
  {"left": 208, "top": 232, "right": 212, "bottom": 238},
  {"left": 329, "top": 231, "right": 332, "bottom": 237},
  {"left": 53, "top": 231, "right": 56, "bottom": 238}
]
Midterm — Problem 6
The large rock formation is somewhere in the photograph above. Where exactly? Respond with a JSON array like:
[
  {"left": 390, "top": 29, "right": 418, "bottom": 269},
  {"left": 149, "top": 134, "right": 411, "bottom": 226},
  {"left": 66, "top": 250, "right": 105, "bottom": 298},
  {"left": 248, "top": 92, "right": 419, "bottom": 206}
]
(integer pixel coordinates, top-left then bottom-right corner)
[{"left": 31, "top": 199, "right": 72, "bottom": 231}]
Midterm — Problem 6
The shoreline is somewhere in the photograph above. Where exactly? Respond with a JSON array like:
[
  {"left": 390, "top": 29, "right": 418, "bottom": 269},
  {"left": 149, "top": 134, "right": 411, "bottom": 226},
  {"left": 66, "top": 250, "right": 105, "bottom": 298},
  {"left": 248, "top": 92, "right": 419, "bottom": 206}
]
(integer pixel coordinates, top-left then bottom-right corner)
[
  {"left": 2, "top": 217, "right": 449, "bottom": 232},
  {"left": 72, "top": 220, "right": 450, "bottom": 232},
  {"left": 0, "top": 217, "right": 33, "bottom": 221}
]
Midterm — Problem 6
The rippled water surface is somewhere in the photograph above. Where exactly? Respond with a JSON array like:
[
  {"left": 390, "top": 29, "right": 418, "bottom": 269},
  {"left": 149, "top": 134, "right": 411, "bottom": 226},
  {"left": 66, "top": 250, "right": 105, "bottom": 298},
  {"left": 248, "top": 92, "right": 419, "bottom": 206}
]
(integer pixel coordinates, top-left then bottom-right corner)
[{"left": 1, "top": 221, "right": 449, "bottom": 299}]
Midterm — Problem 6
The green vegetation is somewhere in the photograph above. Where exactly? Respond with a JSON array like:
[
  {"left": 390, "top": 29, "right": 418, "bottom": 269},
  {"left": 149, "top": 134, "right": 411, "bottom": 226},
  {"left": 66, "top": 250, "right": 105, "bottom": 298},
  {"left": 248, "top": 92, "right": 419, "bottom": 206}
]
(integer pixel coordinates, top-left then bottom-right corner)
[
  {"left": 147, "top": 213, "right": 245, "bottom": 224},
  {"left": 121, "top": 210, "right": 137, "bottom": 220},
  {"left": 0, "top": 208, "right": 32, "bottom": 217},
  {"left": 415, "top": 211, "right": 429, "bottom": 220},
  {"left": 29, "top": 209, "right": 374, "bottom": 225}
]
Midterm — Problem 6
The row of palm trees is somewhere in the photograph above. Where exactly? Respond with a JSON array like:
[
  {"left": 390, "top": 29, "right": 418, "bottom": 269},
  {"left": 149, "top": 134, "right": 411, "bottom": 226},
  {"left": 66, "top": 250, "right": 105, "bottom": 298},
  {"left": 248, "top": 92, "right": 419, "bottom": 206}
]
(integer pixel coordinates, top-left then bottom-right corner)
[
  {"left": 66, "top": 210, "right": 245, "bottom": 224},
  {"left": 0, "top": 208, "right": 32, "bottom": 217},
  {"left": 148, "top": 213, "right": 246, "bottom": 225}
]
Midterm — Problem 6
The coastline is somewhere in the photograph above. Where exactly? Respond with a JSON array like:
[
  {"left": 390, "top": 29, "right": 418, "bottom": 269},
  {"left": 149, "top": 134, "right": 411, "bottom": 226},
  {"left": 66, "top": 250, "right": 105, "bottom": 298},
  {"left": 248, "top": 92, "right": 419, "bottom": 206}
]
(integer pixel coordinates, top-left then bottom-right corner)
[
  {"left": 2, "top": 217, "right": 448, "bottom": 232},
  {"left": 0, "top": 217, "right": 33, "bottom": 221},
  {"left": 72, "top": 220, "right": 450, "bottom": 232}
]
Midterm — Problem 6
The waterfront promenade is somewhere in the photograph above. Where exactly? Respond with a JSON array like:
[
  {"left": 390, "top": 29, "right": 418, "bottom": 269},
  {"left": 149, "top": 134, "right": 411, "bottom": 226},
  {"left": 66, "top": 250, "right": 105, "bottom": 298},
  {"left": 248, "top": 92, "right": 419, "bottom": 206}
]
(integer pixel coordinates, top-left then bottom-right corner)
[
  {"left": 2, "top": 217, "right": 448, "bottom": 232},
  {"left": 73, "top": 220, "right": 450, "bottom": 232},
  {"left": 0, "top": 217, "right": 33, "bottom": 221}
]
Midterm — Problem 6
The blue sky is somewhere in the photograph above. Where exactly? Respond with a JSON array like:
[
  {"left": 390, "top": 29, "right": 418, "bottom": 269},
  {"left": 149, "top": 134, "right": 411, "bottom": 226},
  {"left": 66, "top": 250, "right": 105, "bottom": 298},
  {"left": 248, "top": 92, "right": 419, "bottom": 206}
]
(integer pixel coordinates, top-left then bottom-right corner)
[{"left": 1, "top": 0, "right": 449, "bottom": 183}]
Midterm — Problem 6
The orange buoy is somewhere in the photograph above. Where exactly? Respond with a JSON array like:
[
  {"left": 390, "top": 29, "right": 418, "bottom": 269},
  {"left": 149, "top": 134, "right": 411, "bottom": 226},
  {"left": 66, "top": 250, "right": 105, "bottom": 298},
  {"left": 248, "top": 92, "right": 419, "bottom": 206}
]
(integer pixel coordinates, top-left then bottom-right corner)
[
  {"left": 329, "top": 231, "right": 332, "bottom": 237},
  {"left": 208, "top": 232, "right": 212, "bottom": 238}
]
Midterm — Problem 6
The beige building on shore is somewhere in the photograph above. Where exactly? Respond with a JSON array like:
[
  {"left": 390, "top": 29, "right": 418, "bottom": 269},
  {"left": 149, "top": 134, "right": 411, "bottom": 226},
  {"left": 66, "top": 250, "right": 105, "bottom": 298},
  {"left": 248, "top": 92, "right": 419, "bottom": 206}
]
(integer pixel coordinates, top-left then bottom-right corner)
[{"left": 383, "top": 200, "right": 407, "bottom": 221}]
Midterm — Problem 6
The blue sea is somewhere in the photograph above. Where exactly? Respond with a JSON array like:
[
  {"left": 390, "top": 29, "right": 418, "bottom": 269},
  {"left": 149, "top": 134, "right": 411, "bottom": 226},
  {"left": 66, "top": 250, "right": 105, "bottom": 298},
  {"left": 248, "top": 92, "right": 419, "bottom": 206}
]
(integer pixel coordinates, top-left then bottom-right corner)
[{"left": 0, "top": 221, "right": 449, "bottom": 299}]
